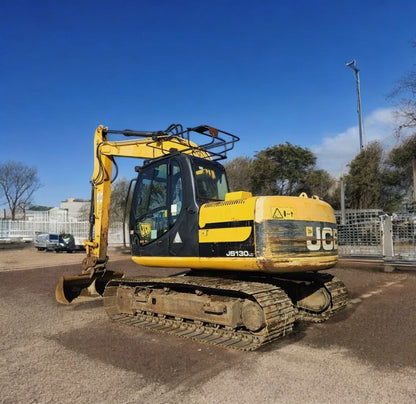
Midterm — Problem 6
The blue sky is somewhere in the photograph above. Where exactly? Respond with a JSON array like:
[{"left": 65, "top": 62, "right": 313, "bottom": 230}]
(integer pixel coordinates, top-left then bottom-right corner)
[{"left": 1, "top": 0, "right": 415, "bottom": 207}]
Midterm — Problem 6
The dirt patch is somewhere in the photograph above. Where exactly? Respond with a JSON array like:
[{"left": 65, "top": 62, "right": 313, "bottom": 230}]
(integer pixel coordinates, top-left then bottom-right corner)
[
  {"left": 1, "top": 253, "right": 416, "bottom": 403},
  {"left": 0, "top": 245, "right": 130, "bottom": 272}
]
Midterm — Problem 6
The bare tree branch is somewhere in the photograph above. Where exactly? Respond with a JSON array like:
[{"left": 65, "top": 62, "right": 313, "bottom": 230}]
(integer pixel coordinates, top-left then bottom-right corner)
[
  {"left": 390, "top": 41, "right": 416, "bottom": 137},
  {"left": 0, "top": 161, "right": 42, "bottom": 219}
]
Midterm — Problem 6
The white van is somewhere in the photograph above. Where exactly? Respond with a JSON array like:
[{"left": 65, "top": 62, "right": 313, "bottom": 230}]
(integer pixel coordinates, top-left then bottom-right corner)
[{"left": 34, "top": 233, "right": 75, "bottom": 252}]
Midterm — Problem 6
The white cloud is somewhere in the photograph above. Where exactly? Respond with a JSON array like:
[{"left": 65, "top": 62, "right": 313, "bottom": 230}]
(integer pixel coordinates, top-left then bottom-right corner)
[{"left": 312, "top": 107, "right": 400, "bottom": 177}]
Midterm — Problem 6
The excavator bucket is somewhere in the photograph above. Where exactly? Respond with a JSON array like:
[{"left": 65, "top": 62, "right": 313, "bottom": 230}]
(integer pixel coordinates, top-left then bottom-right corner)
[{"left": 55, "top": 270, "right": 124, "bottom": 304}]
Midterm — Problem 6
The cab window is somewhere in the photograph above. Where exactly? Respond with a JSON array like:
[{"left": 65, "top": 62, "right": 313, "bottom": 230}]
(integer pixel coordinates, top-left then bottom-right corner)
[
  {"left": 170, "top": 160, "right": 182, "bottom": 225},
  {"left": 133, "top": 159, "right": 183, "bottom": 245},
  {"left": 194, "top": 161, "right": 228, "bottom": 201},
  {"left": 134, "top": 162, "right": 169, "bottom": 244}
]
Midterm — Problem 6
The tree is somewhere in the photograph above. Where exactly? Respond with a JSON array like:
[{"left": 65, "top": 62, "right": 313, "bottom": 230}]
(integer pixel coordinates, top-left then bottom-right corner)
[
  {"left": 343, "top": 141, "right": 398, "bottom": 211},
  {"left": 303, "top": 169, "right": 336, "bottom": 202},
  {"left": 224, "top": 156, "right": 253, "bottom": 193},
  {"left": 389, "top": 41, "right": 416, "bottom": 205},
  {"left": 75, "top": 178, "right": 132, "bottom": 223},
  {"left": 390, "top": 41, "right": 416, "bottom": 136},
  {"left": 387, "top": 133, "right": 416, "bottom": 205},
  {"left": 0, "top": 161, "right": 41, "bottom": 219},
  {"left": 110, "top": 178, "right": 131, "bottom": 223},
  {"left": 251, "top": 142, "right": 317, "bottom": 196}
]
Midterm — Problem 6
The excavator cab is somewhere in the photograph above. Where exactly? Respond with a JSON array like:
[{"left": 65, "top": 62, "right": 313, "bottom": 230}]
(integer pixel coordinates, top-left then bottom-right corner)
[{"left": 130, "top": 154, "right": 229, "bottom": 258}]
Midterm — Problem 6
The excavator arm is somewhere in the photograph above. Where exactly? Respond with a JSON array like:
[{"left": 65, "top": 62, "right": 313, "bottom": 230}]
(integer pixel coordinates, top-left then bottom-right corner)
[
  {"left": 55, "top": 124, "right": 238, "bottom": 304},
  {"left": 86, "top": 125, "right": 211, "bottom": 265}
]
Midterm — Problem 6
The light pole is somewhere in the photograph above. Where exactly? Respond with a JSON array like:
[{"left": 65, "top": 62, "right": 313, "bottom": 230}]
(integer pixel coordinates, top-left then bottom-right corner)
[{"left": 346, "top": 60, "right": 364, "bottom": 150}]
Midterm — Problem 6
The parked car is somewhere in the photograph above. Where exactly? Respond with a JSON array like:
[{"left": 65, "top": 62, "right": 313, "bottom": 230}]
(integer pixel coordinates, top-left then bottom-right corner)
[{"left": 34, "top": 233, "right": 76, "bottom": 253}]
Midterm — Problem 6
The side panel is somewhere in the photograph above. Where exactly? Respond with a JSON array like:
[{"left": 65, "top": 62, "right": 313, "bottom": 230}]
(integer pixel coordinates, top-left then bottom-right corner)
[
  {"left": 198, "top": 197, "right": 257, "bottom": 258},
  {"left": 199, "top": 223, "right": 255, "bottom": 258}
]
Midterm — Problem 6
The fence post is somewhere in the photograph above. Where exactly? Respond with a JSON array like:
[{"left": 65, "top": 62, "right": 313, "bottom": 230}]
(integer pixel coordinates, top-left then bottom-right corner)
[{"left": 381, "top": 215, "right": 394, "bottom": 272}]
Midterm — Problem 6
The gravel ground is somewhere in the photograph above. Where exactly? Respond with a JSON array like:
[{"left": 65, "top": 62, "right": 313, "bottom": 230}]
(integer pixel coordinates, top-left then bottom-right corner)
[
  {"left": 0, "top": 245, "right": 128, "bottom": 272},
  {"left": 1, "top": 248, "right": 415, "bottom": 403}
]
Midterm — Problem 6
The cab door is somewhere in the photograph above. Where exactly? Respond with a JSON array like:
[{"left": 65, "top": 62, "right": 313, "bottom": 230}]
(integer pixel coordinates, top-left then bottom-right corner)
[
  {"left": 130, "top": 155, "right": 199, "bottom": 257},
  {"left": 167, "top": 157, "right": 199, "bottom": 257},
  {"left": 130, "top": 159, "right": 170, "bottom": 256}
]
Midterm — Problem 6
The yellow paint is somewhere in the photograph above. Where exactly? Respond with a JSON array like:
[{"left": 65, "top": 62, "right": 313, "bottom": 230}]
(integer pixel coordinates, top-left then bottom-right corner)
[
  {"left": 199, "top": 196, "right": 257, "bottom": 228},
  {"left": 199, "top": 226, "right": 252, "bottom": 243},
  {"left": 256, "top": 195, "right": 335, "bottom": 223},
  {"left": 132, "top": 254, "right": 337, "bottom": 273},
  {"left": 225, "top": 191, "right": 252, "bottom": 200}
]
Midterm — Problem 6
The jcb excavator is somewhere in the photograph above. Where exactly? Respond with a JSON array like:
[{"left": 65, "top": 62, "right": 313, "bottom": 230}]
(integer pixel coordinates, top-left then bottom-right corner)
[{"left": 56, "top": 124, "right": 348, "bottom": 350}]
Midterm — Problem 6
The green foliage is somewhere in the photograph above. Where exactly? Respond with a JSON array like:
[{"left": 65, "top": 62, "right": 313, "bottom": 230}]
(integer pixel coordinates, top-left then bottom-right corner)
[
  {"left": 342, "top": 141, "right": 402, "bottom": 212},
  {"left": 385, "top": 133, "right": 416, "bottom": 208},
  {"left": 344, "top": 142, "right": 383, "bottom": 209},
  {"left": 223, "top": 133, "right": 416, "bottom": 212},
  {"left": 251, "top": 142, "right": 317, "bottom": 196},
  {"left": 388, "top": 133, "right": 416, "bottom": 171},
  {"left": 224, "top": 143, "right": 335, "bottom": 203}
]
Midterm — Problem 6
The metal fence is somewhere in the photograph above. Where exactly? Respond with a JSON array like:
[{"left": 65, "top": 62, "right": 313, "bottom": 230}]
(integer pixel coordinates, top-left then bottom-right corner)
[
  {"left": 391, "top": 215, "right": 416, "bottom": 260},
  {"left": 336, "top": 210, "right": 416, "bottom": 261},
  {"left": 0, "top": 220, "right": 125, "bottom": 245},
  {"left": 337, "top": 209, "right": 384, "bottom": 257},
  {"left": 2, "top": 211, "right": 416, "bottom": 262}
]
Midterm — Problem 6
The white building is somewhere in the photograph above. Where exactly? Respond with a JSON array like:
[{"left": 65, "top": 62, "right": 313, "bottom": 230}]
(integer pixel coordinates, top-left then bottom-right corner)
[{"left": 60, "top": 197, "right": 90, "bottom": 221}]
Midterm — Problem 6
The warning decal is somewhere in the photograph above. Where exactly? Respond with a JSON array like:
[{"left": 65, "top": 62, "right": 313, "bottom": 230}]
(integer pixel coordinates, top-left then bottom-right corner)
[
  {"left": 272, "top": 207, "right": 295, "bottom": 220},
  {"left": 173, "top": 232, "right": 183, "bottom": 243}
]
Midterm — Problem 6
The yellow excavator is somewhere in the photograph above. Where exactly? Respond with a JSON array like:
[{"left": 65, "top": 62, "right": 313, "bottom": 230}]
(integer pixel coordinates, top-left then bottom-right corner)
[{"left": 56, "top": 124, "right": 348, "bottom": 350}]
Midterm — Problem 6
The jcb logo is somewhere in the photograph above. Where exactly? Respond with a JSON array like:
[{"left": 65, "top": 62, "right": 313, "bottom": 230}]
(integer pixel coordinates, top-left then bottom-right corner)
[
  {"left": 139, "top": 222, "right": 151, "bottom": 237},
  {"left": 306, "top": 226, "right": 338, "bottom": 251}
]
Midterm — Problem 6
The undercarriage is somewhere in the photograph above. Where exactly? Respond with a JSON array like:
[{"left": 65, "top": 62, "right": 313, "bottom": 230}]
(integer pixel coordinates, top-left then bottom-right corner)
[{"left": 103, "top": 272, "right": 348, "bottom": 350}]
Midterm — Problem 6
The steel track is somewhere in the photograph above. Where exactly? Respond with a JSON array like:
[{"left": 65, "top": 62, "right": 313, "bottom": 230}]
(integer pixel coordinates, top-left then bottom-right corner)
[
  {"left": 295, "top": 276, "right": 349, "bottom": 322},
  {"left": 103, "top": 276, "right": 296, "bottom": 351}
]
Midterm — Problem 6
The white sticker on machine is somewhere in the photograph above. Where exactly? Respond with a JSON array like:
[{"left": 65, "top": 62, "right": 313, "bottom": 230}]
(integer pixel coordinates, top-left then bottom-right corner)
[{"left": 173, "top": 232, "right": 182, "bottom": 243}]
